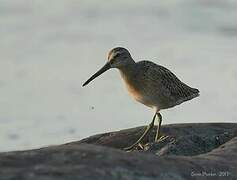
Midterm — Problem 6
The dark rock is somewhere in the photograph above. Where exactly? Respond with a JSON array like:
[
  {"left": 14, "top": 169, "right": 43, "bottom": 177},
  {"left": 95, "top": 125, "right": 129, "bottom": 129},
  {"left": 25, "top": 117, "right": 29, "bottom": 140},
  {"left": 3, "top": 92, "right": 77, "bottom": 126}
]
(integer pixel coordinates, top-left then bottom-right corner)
[
  {"left": 78, "top": 123, "right": 237, "bottom": 156},
  {"left": 0, "top": 123, "right": 236, "bottom": 180}
]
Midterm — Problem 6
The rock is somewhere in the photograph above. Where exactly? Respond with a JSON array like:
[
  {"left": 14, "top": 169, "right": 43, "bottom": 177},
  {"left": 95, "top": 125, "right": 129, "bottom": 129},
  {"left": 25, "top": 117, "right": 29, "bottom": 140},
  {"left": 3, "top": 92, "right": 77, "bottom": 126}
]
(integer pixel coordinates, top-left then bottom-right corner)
[{"left": 0, "top": 123, "right": 236, "bottom": 180}]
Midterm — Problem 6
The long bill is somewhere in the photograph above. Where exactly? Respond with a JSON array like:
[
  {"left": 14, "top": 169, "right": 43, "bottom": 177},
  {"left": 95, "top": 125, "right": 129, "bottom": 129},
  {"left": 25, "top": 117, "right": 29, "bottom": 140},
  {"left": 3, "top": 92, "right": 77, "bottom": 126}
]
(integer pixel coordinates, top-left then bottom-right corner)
[{"left": 82, "top": 62, "right": 111, "bottom": 87}]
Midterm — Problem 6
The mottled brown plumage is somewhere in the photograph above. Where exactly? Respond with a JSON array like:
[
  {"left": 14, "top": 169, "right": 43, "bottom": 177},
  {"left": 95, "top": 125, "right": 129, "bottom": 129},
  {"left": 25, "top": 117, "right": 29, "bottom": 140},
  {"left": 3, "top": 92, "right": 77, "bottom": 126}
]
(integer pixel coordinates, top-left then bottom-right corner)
[
  {"left": 119, "top": 60, "right": 199, "bottom": 110},
  {"left": 83, "top": 47, "right": 199, "bottom": 151}
]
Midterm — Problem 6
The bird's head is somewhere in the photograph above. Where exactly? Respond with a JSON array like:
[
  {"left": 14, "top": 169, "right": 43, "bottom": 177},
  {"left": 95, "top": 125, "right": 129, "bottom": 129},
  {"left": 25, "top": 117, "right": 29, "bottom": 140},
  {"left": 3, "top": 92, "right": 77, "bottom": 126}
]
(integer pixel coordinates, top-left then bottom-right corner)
[
  {"left": 107, "top": 47, "right": 133, "bottom": 68},
  {"left": 82, "top": 47, "right": 134, "bottom": 87}
]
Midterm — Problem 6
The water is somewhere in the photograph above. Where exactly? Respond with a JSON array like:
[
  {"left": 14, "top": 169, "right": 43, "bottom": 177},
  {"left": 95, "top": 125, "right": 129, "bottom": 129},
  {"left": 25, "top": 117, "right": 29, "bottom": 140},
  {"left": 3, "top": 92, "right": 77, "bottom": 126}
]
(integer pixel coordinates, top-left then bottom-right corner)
[{"left": 0, "top": 0, "right": 237, "bottom": 152}]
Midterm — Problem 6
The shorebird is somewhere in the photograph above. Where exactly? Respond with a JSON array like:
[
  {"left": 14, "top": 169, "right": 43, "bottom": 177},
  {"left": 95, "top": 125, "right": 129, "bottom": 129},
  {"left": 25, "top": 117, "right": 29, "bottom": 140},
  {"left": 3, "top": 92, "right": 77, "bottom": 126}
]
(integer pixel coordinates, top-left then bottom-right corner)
[{"left": 83, "top": 47, "right": 199, "bottom": 150}]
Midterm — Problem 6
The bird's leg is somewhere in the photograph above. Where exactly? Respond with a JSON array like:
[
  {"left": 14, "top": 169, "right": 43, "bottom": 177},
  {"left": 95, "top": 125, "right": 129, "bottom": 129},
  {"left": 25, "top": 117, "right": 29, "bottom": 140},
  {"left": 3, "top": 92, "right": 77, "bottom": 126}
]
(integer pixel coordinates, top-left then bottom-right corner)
[
  {"left": 124, "top": 113, "right": 156, "bottom": 151},
  {"left": 155, "top": 113, "right": 162, "bottom": 142},
  {"left": 155, "top": 113, "right": 169, "bottom": 142}
]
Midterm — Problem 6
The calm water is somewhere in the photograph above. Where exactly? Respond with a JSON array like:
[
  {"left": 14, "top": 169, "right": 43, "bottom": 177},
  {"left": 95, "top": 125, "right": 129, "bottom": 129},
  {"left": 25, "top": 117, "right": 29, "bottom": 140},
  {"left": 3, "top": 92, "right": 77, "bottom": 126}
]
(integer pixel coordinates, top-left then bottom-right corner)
[{"left": 0, "top": 0, "right": 237, "bottom": 152}]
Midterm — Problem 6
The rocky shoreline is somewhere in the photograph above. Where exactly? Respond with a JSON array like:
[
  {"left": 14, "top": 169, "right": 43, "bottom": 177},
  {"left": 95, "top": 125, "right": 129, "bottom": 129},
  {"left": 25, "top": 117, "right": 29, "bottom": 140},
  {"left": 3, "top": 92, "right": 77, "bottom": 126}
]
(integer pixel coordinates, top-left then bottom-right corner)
[{"left": 0, "top": 123, "right": 236, "bottom": 180}]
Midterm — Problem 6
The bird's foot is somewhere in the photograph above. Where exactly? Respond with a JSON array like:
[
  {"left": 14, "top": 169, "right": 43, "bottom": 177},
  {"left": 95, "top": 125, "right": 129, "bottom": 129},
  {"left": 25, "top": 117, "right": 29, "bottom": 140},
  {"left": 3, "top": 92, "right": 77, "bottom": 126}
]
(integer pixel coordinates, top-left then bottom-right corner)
[
  {"left": 123, "top": 142, "right": 144, "bottom": 152},
  {"left": 155, "top": 135, "right": 169, "bottom": 143}
]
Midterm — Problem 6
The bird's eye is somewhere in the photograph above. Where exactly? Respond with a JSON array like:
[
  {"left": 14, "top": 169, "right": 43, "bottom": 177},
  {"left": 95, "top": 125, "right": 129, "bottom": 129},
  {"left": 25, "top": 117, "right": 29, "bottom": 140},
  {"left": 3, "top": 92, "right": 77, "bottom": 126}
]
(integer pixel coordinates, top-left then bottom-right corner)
[{"left": 114, "top": 53, "right": 121, "bottom": 58}]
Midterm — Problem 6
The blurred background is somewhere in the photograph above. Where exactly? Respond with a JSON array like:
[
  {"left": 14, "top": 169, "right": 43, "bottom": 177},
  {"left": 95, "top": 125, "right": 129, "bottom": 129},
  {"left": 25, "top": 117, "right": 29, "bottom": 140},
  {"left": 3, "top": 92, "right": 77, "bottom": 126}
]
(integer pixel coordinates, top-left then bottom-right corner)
[{"left": 0, "top": 0, "right": 237, "bottom": 152}]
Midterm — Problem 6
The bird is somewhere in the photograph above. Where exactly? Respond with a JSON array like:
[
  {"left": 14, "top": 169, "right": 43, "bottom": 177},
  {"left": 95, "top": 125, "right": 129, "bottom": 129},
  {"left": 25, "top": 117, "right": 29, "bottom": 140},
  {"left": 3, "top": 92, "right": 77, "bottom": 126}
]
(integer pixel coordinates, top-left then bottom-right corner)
[{"left": 82, "top": 47, "right": 199, "bottom": 151}]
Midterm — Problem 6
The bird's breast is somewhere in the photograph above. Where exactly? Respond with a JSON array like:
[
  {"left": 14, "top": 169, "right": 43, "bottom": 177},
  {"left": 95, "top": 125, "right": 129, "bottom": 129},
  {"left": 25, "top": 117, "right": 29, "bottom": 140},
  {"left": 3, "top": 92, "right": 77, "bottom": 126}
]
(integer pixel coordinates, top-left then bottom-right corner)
[
  {"left": 119, "top": 71, "right": 154, "bottom": 108},
  {"left": 124, "top": 79, "right": 143, "bottom": 101}
]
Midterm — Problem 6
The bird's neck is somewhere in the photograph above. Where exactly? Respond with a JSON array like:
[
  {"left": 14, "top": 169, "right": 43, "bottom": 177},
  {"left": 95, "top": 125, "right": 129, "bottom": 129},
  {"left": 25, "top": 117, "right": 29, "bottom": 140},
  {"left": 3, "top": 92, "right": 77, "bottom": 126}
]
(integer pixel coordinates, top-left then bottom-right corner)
[{"left": 118, "top": 61, "right": 136, "bottom": 80}]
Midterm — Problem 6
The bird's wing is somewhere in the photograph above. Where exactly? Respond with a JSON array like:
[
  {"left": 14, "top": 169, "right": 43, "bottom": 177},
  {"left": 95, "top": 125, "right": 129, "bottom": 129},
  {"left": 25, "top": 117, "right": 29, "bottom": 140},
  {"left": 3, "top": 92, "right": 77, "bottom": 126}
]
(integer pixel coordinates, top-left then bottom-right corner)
[{"left": 141, "top": 61, "right": 199, "bottom": 101}]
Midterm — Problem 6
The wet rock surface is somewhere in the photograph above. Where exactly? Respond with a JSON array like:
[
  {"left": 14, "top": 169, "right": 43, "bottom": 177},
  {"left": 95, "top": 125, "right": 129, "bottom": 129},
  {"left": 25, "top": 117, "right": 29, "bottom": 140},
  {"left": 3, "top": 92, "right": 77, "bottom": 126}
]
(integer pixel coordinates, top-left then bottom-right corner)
[{"left": 0, "top": 123, "right": 237, "bottom": 180}]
